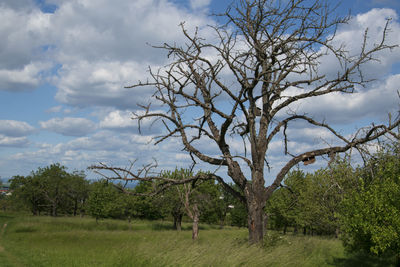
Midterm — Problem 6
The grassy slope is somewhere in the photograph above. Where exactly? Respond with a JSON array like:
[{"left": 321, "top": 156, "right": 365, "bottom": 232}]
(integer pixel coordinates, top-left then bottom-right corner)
[{"left": 0, "top": 213, "right": 395, "bottom": 267}]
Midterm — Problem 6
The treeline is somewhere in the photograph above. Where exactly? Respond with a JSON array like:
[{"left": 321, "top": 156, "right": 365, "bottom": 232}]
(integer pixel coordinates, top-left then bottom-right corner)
[{"left": 3, "top": 165, "right": 247, "bottom": 230}]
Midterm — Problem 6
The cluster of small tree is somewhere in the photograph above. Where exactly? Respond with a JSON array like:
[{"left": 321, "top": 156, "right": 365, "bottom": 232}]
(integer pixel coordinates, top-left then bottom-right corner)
[
  {"left": 266, "top": 140, "right": 400, "bottom": 258},
  {"left": 5, "top": 165, "right": 248, "bottom": 231},
  {"left": 266, "top": 158, "right": 357, "bottom": 236},
  {"left": 87, "top": 168, "right": 248, "bottom": 234},
  {"left": 8, "top": 164, "right": 89, "bottom": 217}
]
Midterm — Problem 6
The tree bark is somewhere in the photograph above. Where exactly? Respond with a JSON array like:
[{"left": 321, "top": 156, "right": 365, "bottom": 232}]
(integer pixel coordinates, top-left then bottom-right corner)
[
  {"left": 192, "top": 204, "right": 199, "bottom": 240},
  {"left": 128, "top": 215, "right": 132, "bottom": 231},
  {"left": 52, "top": 202, "right": 57, "bottom": 217},
  {"left": 31, "top": 203, "right": 38, "bottom": 216},
  {"left": 173, "top": 213, "right": 183, "bottom": 231},
  {"left": 263, "top": 213, "right": 268, "bottom": 232},
  {"left": 80, "top": 199, "right": 86, "bottom": 217},
  {"left": 335, "top": 228, "right": 339, "bottom": 238},
  {"left": 244, "top": 170, "right": 268, "bottom": 244},
  {"left": 247, "top": 194, "right": 266, "bottom": 244},
  {"left": 73, "top": 199, "right": 78, "bottom": 216}
]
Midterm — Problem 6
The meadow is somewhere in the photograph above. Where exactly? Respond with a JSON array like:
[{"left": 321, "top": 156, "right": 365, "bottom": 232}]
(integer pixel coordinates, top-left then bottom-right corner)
[{"left": 0, "top": 213, "right": 395, "bottom": 267}]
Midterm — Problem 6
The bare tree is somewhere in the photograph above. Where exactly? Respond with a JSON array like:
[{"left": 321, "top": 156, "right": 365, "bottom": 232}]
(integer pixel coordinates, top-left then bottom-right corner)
[
  {"left": 92, "top": 0, "right": 400, "bottom": 244},
  {"left": 178, "top": 181, "right": 200, "bottom": 240}
]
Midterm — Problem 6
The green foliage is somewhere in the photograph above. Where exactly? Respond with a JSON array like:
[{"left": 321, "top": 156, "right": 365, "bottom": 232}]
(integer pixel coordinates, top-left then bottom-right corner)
[
  {"left": 267, "top": 158, "right": 359, "bottom": 236},
  {"left": 158, "top": 168, "right": 225, "bottom": 225},
  {"left": 229, "top": 203, "right": 247, "bottom": 227},
  {"left": 130, "top": 181, "right": 164, "bottom": 220},
  {"left": 9, "top": 174, "right": 45, "bottom": 215},
  {"left": 87, "top": 180, "right": 126, "bottom": 220},
  {"left": 266, "top": 169, "right": 305, "bottom": 232},
  {"left": 64, "top": 171, "right": 90, "bottom": 216},
  {"left": 196, "top": 179, "right": 224, "bottom": 224},
  {"left": 225, "top": 188, "right": 247, "bottom": 228},
  {"left": 35, "top": 164, "right": 70, "bottom": 216},
  {"left": 155, "top": 172, "right": 185, "bottom": 228},
  {"left": 9, "top": 164, "right": 89, "bottom": 217},
  {"left": 299, "top": 158, "right": 358, "bottom": 235},
  {"left": 339, "top": 142, "right": 400, "bottom": 256}
]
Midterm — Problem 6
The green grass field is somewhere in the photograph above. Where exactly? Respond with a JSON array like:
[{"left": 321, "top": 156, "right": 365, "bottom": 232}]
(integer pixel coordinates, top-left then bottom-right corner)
[{"left": 0, "top": 213, "right": 395, "bottom": 266}]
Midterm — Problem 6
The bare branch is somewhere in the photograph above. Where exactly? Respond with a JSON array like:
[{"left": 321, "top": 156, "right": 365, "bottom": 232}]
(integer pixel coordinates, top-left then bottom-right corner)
[{"left": 266, "top": 120, "right": 400, "bottom": 199}]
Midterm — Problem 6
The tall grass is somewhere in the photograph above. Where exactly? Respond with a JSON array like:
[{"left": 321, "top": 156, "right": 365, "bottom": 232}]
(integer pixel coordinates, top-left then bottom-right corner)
[{"left": 0, "top": 213, "right": 396, "bottom": 266}]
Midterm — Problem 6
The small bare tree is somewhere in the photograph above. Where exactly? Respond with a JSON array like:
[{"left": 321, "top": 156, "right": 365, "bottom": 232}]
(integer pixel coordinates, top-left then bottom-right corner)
[
  {"left": 90, "top": 163, "right": 217, "bottom": 240},
  {"left": 178, "top": 181, "right": 200, "bottom": 240},
  {"left": 93, "top": 0, "right": 400, "bottom": 244}
]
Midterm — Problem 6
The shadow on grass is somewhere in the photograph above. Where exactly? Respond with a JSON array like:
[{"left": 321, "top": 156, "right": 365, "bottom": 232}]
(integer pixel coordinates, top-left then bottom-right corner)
[
  {"left": 0, "top": 214, "right": 14, "bottom": 219},
  {"left": 14, "top": 226, "right": 37, "bottom": 233},
  {"left": 150, "top": 223, "right": 194, "bottom": 231},
  {"left": 332, "top": 251, "right": 396, "bottom": 267},
  {"left": 151, "top": 223, "right": 176, "bottom": 231},
  {"left": 150, "top": 223, "right": 223, "bottom": 231}
]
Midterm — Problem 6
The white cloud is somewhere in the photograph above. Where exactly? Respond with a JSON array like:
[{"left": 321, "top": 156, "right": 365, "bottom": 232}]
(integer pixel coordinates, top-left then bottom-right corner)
[
  {"left": 319, "top": 8, "right": 400, "bottom": 81},
  {"left": 45, "top": 0, "right": 213, "bottom": 109},
  {"left": 0, "top": 0, "right": 35, "bottom": 11},
  {"left": 62, "top": 130, "right": 151, "bottom": 152},
  {"left": 39, "top": 117, "right": 97, "bottom": 136},
  {"left": 175, "top": 153, "right": 191, "bottom": 160},
  {"left": 99, "top": 109, "right": 164, "bottom": 135},
  {"left": 0, "top": 0, "right": 213, "bottom": 96},
  {"left": 0, "top": 63, "right": 47, "bottom": 91},
  {"left": 46, "top": 105, "right": 63, "bottom": 113},
  {"left": 0, "top": 6, "right": 52, "bottom": 91},
  {"left": 0, "top": 135, "right": 30, "bottom": 147},
  {"left": 273, "top": 9, "right": 400, "bottom": 124},
  {"left": 0, "top": 120, "right": 35, "bottom": 137},
  {"left": 271, "top": 8, "right": 400, "bottom": 125},
  {"left": 54, "top": 61, "right": 151, "bottom": 108},
  {"left": 285, "top": 74, "right": 400, "bottom": 124},
  {"left": 286, "top": 127, "right": 336, "bottom": 144},
  {"left": 190, "top": 0, "right": 211, "bottom": 10},
  {"left": 0, "top": 129, "right": 162, "bottom": 178},
  {"left": 99, "top": 110, "right": 134, "bottom": 129}
]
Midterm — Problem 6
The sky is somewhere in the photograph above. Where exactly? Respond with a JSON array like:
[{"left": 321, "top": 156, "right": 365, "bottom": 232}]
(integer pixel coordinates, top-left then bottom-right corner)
[{"left": 0, "top": 0, "right": 399, "bottom": 182}]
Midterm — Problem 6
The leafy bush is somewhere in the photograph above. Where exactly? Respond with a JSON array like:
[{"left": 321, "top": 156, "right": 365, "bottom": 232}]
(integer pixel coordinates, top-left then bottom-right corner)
[{"left": 339, "top": 143, "right": 400, "bottom": 258}]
